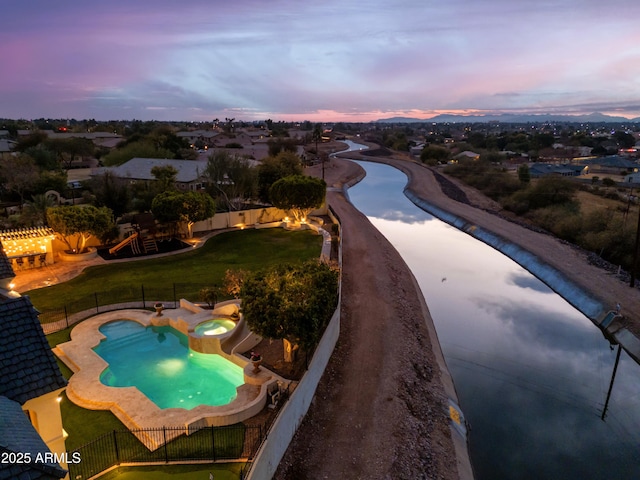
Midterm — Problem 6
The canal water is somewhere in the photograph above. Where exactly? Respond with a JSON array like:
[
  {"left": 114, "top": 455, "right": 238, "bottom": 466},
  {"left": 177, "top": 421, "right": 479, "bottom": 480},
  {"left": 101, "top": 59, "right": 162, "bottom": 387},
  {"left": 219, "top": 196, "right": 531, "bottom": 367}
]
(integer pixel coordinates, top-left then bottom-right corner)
[{"left": 345, "top": 159, "right": 640, "bottom": 479}]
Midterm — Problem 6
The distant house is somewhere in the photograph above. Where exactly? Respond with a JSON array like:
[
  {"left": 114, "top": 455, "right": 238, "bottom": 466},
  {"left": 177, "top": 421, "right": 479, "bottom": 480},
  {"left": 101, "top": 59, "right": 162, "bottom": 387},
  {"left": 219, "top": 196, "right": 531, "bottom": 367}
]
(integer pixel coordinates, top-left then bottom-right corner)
[
  {"left": 95, "top": 158, "right": 210, "bottom": 191},
  {"left": 176, "top": 130, "right": 220, "bottom": 148},
  {"left": 0, "top": 138, "right": 17, "bottom": 159},
  {"left": 529, "top": 163, "right": 588, "bottom": 178},
  {"left": 455, "top": 150, "right": 481, "bottom": 161},
  {"left": 623, "top": 172, "right": 640, "bottom": 184},
  {"left": 410, "top": 143, "right": 425, "bottom": 157},
  {"left": 0, "top": 248, "right": 68, "bottom": 479},
  {"left": 580, "top": 155, "right": 639, "bottom": 175}
]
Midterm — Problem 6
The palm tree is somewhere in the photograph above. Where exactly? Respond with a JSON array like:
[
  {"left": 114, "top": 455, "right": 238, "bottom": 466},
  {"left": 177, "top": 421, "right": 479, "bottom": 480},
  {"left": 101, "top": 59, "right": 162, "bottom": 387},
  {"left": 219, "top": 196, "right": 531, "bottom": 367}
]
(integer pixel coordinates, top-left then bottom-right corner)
[
  {"left": 312, "top": 123, "right": 324, "bottom": 180},
  {"left": 22, "top": 194, "right": 56, "bottom": 226}
]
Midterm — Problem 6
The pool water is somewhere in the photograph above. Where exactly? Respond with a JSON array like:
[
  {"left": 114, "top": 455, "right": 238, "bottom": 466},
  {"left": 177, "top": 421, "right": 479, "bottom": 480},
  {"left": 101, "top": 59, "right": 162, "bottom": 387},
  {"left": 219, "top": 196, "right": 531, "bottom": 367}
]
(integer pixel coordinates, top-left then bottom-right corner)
[
  {"left": 195, "top": 318, "right": 237, "bottom": 336},
  {"left": 94, "top": 320, "right": 244, "bottom": 410}
]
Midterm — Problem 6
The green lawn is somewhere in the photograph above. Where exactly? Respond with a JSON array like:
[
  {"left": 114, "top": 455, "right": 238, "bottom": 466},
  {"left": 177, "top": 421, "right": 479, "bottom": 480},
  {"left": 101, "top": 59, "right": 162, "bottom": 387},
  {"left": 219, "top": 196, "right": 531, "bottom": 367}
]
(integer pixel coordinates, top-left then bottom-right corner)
[
  {"left": 42, "top": 227, "right": 321, "bottom": 466},
  {"left": 97, "top": 463, "right": 245, "bottom": 479},
  {"left": 30, "top": 228, "right": 322, "bottom": 314}
]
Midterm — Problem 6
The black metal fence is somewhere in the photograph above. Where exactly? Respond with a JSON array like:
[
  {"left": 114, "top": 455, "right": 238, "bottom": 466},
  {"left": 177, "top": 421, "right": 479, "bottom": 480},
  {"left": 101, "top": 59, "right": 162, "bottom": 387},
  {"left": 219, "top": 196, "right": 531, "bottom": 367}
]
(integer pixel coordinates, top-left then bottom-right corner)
[
  {"left": 68, "top": 424, "right": 263, "bottom": 480},
  {"left": 39, "top": 282, "right": 219, "bottom": 334}
]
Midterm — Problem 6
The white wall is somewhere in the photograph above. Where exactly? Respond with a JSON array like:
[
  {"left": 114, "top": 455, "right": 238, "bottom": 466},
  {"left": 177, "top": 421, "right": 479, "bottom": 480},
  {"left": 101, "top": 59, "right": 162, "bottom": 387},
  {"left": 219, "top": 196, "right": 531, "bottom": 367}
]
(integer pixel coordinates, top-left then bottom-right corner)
[
  {"left": 245, "top": 301, "right": 341, "bottom": 480},
  {"left": 245, "top": 206, "right": 341, "bottom": 480}
]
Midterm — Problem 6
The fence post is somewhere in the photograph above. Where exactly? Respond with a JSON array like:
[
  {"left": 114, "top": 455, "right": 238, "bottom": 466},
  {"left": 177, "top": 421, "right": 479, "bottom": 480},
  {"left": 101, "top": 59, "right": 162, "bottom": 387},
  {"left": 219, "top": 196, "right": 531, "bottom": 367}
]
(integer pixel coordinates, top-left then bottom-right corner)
[
  {"left": 163, "top": 427, "right": 168, "bottom": 463},
  {"left": 173, "top": 283, "right": 177, "bottom": 308},
  {"left": 113, "top": 430, "right": 120, "bottom": 464},
  {"left": 64, "top": 305, "right": 69, "bottom": 329},
  {"left": 95, "top": 292, "right": 99, "bottom": 313},
  {"left": 141, "top": 284, "right": 145, "bottom": 308},
  {"left": 211, "top": 425, "right": 216, "bottom": 461}
]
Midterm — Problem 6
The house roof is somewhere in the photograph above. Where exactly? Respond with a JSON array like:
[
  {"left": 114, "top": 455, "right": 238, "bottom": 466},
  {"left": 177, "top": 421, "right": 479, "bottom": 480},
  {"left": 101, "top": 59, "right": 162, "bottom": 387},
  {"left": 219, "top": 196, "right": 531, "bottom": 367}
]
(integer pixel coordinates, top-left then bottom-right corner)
[
  {"left": 0, "top": 396, "right": 67, "bottom": 480},
  {"left": 0, "top": 296, "right": 67, "bottom": 404},
  {"left": 455, "top": 150, "right": 480, "bottom": 159},
  {"left": 529, "top": 163, "right": 585, "bottom": 176},
  {"left": 581, "top": 155, "right": 639, "bottom": 169},
  {"left": 176, "top": 130, "right": 219, "bottom": 139},
  {"left": 0, "top": 139, "right": 17, "bottom": 153},
  {"left": 100, "top": 158, "right": 209, "bottom": 183},
  {"left": 0, "top": 246, "right": 15, "bottom": 282}
]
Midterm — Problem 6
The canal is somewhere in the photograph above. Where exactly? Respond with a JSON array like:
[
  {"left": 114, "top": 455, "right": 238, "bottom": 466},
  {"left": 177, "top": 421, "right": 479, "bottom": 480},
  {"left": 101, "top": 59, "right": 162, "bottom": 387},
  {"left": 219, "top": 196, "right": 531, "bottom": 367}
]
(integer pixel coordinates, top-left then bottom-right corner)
[{"left": 345, "top": 159, "right": 640, "bottom": 479}]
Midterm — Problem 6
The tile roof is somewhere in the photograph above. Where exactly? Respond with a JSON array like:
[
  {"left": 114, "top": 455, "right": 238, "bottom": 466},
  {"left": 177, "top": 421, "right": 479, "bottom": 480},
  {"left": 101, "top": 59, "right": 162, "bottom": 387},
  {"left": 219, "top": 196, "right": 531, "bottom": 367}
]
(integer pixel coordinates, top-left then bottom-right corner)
[
  {"left": 0, "top": 397, "right": 67, "bottom": 480},
  {"left": 100, "top": 157, "right": 209, "bottom": 183},
  {"left": 0, "top": 246, "right": 15, "bottom": 283},
  {"left": 0, "top": 296, "right": 67, "bottom": 404}
]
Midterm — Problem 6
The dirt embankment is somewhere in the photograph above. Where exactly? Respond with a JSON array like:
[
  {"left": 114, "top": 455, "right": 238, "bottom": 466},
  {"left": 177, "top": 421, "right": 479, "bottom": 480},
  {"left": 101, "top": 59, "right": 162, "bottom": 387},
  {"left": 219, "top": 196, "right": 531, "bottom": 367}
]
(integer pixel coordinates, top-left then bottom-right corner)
[{"left": 276, "top": 155, "right": 469, "bottom": 479}]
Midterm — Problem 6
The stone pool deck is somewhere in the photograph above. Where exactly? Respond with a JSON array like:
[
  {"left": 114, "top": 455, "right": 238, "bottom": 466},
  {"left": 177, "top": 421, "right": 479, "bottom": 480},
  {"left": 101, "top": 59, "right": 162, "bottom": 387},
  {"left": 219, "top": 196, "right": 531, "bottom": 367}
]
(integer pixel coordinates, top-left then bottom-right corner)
[{"left": 54, "top": 302, "right": 287, "bottom": 450}]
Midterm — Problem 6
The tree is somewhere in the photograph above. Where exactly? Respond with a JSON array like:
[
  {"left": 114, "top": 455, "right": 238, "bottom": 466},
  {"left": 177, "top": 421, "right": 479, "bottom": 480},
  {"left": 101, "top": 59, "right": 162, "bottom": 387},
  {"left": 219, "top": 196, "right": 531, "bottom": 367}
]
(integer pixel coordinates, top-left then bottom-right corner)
[
  {"left": 420, "top": 145, "right": 450, "bottom": 165},
  {"left": 45, "top": 137, "right": 95, "bottom": 171},
  {"left": 101, "top": 140, "right": 174, "bottom": 166},
  {"left": 47, "top": 205, "right": 114, "bottom": 253},
  {"left": 89, "top": 170, "right": 131, "bottom": 218},
  {"left": 151, "top": 190, "right": 215, "bottom": 237},
  {"left": 517, "top": 164, "right": 531, "bottom": 184},
  {"left": 150, "top": 165, "right": 179, "bottom": 192},
  {"left": 22, "top": 194, "right": 55, "bottom": 226},
  {"left": 1, "top": 154, "right": 40, "bottom": 207},
  {"left": 269, "top": 175, "right": 326, "bottom": 223},
  {"left": 257, "top": 151, "right": 303, "bottom": 202},
  {"left": 241, "top": 260, "right": 339, "bottom": 362},
  {"left": 199, "top": 287, "right": 219, "bottom": 308},
  {"left": 312, "top": 123, "right": 323, "bottom": 177},
  {"left": 205, "top": 151, "right": 258, "bottom": 210}
]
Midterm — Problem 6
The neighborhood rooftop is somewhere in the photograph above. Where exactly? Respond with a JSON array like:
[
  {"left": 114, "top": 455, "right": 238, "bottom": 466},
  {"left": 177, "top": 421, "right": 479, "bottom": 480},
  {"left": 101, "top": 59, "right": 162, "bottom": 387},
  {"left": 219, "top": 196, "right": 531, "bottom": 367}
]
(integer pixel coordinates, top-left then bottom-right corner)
[{"left": 99, "top": 157, "right": 209, "bottom": 183}]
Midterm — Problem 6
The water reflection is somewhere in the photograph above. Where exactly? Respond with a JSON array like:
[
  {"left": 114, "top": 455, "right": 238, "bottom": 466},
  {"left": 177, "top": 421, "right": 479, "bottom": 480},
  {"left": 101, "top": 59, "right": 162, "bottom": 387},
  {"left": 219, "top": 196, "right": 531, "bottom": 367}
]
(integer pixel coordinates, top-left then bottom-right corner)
[{"left": 347, "top": 160, "right": 640, "bottom": 480}]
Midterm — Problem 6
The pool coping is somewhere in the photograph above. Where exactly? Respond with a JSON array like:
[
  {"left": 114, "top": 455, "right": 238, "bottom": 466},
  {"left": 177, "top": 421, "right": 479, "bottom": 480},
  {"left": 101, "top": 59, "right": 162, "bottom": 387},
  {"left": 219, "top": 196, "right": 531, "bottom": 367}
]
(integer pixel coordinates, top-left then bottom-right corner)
[{"left": 54, "top": 301, "right": 287, "bottom": 450}]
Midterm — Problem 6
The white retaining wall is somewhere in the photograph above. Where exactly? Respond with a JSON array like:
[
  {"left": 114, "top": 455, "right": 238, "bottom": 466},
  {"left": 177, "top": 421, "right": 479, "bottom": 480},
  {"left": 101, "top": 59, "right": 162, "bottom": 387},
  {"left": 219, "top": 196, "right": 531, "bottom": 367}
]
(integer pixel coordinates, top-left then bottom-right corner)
[
  {"left": 245, "top": 207, "right": 341, "bottom": 480},
  {"left": 245, "top": 304, "right": 341, "bottom": 480}
]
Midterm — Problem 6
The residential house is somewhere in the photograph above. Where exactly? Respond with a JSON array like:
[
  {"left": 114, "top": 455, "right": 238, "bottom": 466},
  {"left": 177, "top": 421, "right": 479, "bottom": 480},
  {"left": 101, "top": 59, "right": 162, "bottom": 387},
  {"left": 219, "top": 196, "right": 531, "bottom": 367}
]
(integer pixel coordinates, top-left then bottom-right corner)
[
  {"left": 529, "top": 163, "right": 588, "bottom": 178},
  {"left": 623, "top": 172, "right": 640, "bottom": 184},
  {"left": 95, "top": 157, "right": 210, "bottom": 191},
  {"left": 0, "top": 248, "right": 68, "bottom": 479},
  {"left": 0, "top": 138, "right": 17, "bottom": 160},
  {"left": 455, "top": 150, "right": 481, "bottom": 161},
  {"left": 176, "top": 130, "right": 220, "bottom": 149},
  {"left": 410, "top": 143, "right": 425, "bottom": 157},
  {"left": 580, "top": 155, "right": 639, "bottom": 175}
]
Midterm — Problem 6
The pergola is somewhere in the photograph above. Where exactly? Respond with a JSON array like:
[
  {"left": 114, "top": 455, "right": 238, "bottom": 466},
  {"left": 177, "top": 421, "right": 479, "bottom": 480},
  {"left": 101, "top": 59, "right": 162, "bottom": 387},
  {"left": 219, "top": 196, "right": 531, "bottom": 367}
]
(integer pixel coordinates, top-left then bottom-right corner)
[{"left": 0, "top": 227, "right": 55, "bottom": 270}]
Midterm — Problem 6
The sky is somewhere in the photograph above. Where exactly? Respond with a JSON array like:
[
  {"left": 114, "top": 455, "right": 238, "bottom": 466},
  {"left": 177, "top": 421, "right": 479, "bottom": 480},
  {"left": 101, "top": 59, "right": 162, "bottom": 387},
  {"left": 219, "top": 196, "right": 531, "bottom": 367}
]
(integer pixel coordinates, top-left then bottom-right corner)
[{"left": 2, "top": 0, "right": 640, "bottom": 122}]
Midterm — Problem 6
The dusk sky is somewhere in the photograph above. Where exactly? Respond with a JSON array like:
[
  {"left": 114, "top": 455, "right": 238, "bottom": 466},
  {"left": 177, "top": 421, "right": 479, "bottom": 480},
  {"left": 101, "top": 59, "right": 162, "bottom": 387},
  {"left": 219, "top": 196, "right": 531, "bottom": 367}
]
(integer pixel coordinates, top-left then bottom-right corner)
[{"left": 3, "top": 1, "right": 640, "bottom": 122}]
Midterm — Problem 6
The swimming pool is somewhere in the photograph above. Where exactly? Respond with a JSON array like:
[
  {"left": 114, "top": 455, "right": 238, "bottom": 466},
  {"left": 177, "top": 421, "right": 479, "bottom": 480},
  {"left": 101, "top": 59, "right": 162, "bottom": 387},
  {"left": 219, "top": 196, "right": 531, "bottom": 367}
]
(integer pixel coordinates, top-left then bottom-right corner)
[{"left": 94, "top": 320, "right": 245, "bottom": 410}]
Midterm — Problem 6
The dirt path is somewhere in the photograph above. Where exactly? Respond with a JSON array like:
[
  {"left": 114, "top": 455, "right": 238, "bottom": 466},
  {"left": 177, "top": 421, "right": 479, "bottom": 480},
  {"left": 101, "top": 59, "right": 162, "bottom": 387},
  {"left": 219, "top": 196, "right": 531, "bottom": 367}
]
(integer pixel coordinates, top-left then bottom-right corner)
[{"left": 276, "top": 159, "right": 468, "bottom": 479}]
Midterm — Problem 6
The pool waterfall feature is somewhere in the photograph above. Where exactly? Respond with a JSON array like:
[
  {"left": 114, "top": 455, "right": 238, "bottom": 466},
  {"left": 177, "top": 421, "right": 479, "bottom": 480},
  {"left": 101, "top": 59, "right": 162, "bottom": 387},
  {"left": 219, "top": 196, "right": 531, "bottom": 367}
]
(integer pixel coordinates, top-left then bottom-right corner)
[{"left": 54, "top": 299, "right": 283, "bottom": 450}]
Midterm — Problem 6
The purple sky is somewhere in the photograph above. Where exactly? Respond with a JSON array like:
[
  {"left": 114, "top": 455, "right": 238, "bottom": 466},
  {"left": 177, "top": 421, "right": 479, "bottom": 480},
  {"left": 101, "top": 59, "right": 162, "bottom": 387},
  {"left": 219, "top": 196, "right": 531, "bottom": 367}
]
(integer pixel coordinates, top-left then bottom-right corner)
[{"left": 2, "top": 1, "right": 640, "bottom": 122}]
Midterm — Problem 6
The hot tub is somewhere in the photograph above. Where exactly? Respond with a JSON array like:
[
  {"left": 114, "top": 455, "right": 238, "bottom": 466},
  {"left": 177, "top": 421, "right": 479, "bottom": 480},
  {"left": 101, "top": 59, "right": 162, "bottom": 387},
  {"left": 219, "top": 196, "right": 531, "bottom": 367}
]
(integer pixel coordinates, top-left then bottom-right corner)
[{"left": 194, "top": 318, "right": 237, "bottom": 337}]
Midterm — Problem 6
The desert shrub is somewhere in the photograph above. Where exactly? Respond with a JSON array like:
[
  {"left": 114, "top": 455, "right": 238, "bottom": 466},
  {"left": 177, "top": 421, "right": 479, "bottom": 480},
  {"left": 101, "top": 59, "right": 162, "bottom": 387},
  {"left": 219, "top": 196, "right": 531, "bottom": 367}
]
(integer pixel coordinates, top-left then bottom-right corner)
[{"left": 527, "top": 203, "right": 580, "bottom": 238}]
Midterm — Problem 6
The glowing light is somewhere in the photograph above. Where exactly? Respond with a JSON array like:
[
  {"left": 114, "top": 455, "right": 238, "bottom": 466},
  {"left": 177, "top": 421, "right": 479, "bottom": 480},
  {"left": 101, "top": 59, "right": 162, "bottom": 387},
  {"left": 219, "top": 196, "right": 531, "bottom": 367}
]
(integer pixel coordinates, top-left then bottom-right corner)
[
  {"left": 156, "top": 358, "right": 186, "bottom": 376},
  {"left": 56, "top": 396, "right": 63, "bottom": 403},
  {"left": 203, "top": 326, "right": 228, "bottom": 336},
  {"left": 8, "top": 283, "right": 15, "bottom": 290}
]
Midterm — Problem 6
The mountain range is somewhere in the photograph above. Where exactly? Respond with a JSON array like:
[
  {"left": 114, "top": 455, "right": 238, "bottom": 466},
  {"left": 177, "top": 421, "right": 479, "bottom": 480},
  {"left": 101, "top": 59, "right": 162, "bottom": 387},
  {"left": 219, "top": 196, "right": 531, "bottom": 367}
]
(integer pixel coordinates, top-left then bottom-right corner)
[{"left": 376, "top": 112, "right": 640, "bottom": 123}]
